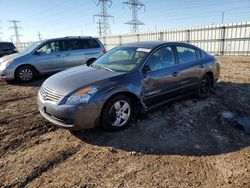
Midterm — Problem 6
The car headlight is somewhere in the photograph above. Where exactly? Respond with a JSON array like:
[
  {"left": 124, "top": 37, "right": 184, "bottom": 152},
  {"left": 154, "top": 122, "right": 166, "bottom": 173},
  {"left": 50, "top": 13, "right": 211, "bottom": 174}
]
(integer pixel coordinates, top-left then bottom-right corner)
[
  {"left": 65, "top": 87, "right": 98, "bottom": 105},
  {"left": 1, "top": 59, "right": 13, "bottom": 68}
]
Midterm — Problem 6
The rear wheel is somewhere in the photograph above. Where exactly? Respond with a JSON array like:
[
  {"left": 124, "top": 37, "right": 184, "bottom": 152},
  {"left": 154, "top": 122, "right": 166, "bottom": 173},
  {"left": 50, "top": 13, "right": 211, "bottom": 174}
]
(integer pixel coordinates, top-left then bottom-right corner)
[
  {"left": 101, "top": 95, "right": 133, "bottom": 131},
  {"left": 197, "top": 74, "right": 212, "bottom": 98},
  {"left": 16, "top": 65, "right": 36, "bottom": 82}
]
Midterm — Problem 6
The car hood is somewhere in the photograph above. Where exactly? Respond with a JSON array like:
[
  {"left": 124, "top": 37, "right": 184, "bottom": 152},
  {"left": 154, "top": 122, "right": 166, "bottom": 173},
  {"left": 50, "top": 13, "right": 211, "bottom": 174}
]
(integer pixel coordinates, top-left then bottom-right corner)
[
  {"left": 0, "top": 53, "right": 23, "bottom": 63},
  {"left": 43, "top": 65, "right": 126, "bottom": 95}
]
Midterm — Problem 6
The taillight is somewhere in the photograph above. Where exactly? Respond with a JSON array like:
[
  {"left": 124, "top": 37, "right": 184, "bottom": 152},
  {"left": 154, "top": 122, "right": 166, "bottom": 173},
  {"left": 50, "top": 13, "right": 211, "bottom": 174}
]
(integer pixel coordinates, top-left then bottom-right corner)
[{"left": 102, "top": 50, "right": 107, "bottom": 54}]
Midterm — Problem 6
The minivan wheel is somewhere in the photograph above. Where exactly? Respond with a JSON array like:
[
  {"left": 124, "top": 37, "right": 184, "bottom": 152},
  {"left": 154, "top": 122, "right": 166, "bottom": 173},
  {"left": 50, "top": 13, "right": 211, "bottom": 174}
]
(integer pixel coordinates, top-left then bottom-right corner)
[
  {"left": 101, "top": 95, "right": 133, "bottom": 131},
  {"left": 197, "top": 74, "right": 212, "bottom": 98},
  {"left": 16, "top": 65, "right": 36, "bottom": 82}
]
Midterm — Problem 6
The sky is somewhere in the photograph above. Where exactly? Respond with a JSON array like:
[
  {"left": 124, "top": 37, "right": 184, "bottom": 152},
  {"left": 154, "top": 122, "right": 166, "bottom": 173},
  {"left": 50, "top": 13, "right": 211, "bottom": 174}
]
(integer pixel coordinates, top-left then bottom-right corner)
[{"left": 0, "top": 0, "right": 250, "bottom": 42}]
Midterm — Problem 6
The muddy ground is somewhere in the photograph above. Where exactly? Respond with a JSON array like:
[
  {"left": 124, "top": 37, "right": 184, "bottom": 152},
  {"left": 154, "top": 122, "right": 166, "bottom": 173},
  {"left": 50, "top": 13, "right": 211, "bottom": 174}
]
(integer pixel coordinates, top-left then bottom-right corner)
[{"left": 0, "top": 56, "right": 250, "bottom": 188}]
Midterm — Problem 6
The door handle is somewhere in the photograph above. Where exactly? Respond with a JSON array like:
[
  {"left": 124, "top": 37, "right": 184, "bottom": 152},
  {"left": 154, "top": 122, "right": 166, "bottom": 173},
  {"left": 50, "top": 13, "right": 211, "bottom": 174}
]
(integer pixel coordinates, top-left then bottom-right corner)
[
  {"left": 55, "top": 54, "right": 61, "bottom": 57},
  {"left": 65, "top": 54, "right": 71, "bottom": 56},
  {"left": 172, "top": 72, "right": 179, "bottom": 77}
]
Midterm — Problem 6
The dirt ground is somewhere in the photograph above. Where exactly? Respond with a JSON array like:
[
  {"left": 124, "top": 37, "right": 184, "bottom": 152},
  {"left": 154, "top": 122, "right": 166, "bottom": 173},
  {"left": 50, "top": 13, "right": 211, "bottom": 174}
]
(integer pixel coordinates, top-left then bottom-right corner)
[{"left": 0, "top": 56, "right": 250, "bottom": 188}]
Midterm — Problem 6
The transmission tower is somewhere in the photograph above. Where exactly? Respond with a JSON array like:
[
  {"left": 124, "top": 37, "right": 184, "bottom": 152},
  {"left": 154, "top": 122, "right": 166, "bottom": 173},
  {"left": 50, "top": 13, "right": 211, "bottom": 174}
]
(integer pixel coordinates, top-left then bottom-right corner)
[
  {"left": 93, "top": 0, "right": 114, "bottom": 36},
  {"left": 9, "top": 20, "right": 22, "bottom": 43},
  {"left": 123, "top": 0, "right": 145, "bottom": 33}
]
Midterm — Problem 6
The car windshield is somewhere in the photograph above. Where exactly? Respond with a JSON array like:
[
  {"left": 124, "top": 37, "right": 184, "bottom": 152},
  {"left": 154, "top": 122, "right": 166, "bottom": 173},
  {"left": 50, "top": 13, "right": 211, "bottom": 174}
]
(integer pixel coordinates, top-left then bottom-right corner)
[
  {"left": 21, "top": 41, "right": 42, "bottom": 54},
  {"left": 92, "top": 46, "right": 151, "bottom": 72}
]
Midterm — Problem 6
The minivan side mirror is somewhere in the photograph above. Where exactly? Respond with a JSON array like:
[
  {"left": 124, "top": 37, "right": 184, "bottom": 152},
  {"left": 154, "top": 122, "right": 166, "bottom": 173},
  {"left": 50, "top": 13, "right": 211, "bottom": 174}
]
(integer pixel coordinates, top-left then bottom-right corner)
[
  {"left": 34, "top": 50, "right": 42, "bottom": 56},
  {"left": 142, "top": 65, "right": 151, "bottom": 74}
]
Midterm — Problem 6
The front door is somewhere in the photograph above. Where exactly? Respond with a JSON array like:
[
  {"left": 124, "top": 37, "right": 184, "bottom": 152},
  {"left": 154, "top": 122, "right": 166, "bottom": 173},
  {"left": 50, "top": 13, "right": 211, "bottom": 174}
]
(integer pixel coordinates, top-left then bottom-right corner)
[
  {"left": 33, "top": 41, "right": 64, "bottom": 73},
  {"left": 141, "top": 46, "right": 182, "bottom": 107}
]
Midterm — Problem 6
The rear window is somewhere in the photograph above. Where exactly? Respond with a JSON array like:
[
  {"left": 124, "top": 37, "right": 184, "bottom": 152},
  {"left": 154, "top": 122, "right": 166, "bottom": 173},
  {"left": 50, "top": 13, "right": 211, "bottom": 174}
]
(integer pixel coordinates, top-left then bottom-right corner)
[
  {"left": 176, "top": 46, "right": 197, "bottom": 64},
  {"left": 82, "top": 39, "right": 100, "bottom": 49}
]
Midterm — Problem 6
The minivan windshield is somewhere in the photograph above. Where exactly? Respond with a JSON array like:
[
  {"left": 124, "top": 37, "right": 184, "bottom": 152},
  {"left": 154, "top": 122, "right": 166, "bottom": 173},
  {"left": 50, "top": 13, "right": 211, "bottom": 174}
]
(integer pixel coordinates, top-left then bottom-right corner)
[
  {"left": 21, "top": 41, "right": 42, "bottom": 54},
  {"left": 92, "top": 46, "right": 151, "bottom": 72}
]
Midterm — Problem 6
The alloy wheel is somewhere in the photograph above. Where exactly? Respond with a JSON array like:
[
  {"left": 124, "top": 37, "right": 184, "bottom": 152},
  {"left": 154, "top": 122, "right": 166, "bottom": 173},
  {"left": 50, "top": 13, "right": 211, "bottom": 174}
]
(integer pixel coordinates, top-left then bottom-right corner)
[{"left": 109, "top": 100, "right": 131, "bottom": 127}]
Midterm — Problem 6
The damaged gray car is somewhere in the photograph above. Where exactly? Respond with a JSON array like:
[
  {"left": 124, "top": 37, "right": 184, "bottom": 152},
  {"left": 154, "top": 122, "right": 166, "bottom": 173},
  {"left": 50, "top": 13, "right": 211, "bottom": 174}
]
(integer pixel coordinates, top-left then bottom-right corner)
[{"left": 38, "top": 41, "right": 220, "bottom": 131}]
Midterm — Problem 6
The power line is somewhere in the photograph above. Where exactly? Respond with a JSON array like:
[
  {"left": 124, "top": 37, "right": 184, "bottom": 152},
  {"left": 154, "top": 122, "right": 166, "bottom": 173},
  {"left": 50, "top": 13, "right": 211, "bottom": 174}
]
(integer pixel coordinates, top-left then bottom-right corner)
[
  {"left": 123, "top": 0, "right": 145, "bottom": 33},
  {"left": 9, "top": 20, "right": 22, "bottom": 44},
  {"left": 93, "top": 0, "right": 114, "bottom": 36}
]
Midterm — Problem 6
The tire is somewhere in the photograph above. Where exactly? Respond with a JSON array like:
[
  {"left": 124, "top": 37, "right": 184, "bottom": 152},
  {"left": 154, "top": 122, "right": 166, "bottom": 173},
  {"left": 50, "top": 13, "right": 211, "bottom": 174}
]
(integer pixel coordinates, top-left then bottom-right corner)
[
  {"left": 101, "top": 95, "right": 133, "bottom": 131},
  {"left": 197, "top": 74, "right": 212, "bottom": 99},
  {"left": 15, "top": 65, "right": 36, "bottom": 82}
]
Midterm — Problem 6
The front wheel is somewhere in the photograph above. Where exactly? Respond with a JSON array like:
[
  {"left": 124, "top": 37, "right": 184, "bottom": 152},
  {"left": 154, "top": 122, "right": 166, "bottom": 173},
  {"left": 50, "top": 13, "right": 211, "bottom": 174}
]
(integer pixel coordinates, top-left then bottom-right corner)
[
  {"left": 101, "top": 95, "right": 133, "bottom": 131},
  {"left": 15, "top": 65, "right": 36, "bottom": 82},
  {"left": 197, "top": 74, "right": 212, "bottom": 98}
]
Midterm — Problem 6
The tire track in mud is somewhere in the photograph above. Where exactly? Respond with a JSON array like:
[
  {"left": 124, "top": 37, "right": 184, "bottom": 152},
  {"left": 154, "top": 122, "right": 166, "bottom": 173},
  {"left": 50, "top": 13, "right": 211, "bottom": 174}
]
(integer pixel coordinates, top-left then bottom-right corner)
[
  {"left": 13, "top": 145, "right": 81, "bottom": 188},
  {"left": 0, "top": 126, "right": 55, "bottom": 157}
]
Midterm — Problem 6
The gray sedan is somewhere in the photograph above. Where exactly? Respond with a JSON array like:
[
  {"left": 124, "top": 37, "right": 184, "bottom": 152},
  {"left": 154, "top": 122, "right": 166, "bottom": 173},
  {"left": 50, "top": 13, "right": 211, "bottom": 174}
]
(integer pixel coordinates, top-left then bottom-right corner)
[
  {"left": 0, "top": 36, "right": 106, "bottom": 82},
  {"left": 38, "top": 41, "right": 220, "bottom": 131}
]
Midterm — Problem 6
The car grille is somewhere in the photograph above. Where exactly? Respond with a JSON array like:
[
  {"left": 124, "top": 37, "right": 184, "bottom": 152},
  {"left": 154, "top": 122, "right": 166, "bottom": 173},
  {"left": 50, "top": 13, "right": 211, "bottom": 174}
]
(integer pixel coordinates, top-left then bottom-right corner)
[{"left": 40, "top": 86, "right": 63, "bottom": 103}]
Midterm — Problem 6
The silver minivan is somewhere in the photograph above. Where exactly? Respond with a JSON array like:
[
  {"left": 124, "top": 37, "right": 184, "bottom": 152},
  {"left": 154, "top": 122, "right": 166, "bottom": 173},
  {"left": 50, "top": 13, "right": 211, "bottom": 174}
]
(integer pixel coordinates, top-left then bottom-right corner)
[{"left": 0, "top": 36, "right": 106, "bottom": 82}]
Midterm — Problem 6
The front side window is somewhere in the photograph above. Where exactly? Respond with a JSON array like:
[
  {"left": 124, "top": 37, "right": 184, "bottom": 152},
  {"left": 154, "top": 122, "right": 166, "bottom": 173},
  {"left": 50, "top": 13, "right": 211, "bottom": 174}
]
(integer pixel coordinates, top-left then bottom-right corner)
[
  {"left": 144, "top": 46, "right": 176, "bottom": 72},
  {"left": 176, "top": 46, "right": 197, "bottom": 64},
  {"left": 37, "top": 41, "right": 60, "bottom": 54},
  {"left": 92, "top": 47, "right": 150, "bottom": 72}
]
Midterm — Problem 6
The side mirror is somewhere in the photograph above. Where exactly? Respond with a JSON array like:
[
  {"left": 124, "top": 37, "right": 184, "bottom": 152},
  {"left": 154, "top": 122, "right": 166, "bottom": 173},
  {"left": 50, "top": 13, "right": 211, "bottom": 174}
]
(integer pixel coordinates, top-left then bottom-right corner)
[
  {"left": 142, "top": 65, "right": 151, "bottom": 74},
  {"left": 34, "top": 50, "right": 42, "bottom": 56}
]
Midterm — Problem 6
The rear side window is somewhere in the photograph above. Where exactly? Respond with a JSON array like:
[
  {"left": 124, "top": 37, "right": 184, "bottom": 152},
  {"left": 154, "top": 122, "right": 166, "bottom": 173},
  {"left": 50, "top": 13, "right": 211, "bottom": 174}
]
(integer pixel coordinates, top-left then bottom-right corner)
[
  {"left": 82, "top": 39, "right": 100, "bottom": 49},
  {"left": 63, "top": 39, "right": 83, "bottom": 51},
  {"left": 176, "top": 46, "right": 197, "bottom": 64}
]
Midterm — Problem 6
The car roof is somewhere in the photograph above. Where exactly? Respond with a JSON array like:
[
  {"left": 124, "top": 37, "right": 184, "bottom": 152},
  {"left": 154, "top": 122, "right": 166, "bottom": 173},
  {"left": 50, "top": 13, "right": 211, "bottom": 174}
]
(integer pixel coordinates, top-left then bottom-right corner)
[
  {"left": 0, "top": 41, "right": 14, "bottom": 44},
  {"left": 44, "top": 36, "right": 98, "bottom": 42},
  {"left": 122, "top": 41, "right": 199, "bottom": 49}
]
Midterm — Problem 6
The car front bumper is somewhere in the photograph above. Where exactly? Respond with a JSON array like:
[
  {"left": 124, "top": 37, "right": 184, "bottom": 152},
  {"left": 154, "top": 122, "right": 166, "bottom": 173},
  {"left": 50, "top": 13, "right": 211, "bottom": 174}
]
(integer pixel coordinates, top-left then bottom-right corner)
[
  {"left": 37, "top": 93, "right": 102, "bottom": 131},
  {"left": 0, "top": 66, "right": 15, "bottom": 80}
]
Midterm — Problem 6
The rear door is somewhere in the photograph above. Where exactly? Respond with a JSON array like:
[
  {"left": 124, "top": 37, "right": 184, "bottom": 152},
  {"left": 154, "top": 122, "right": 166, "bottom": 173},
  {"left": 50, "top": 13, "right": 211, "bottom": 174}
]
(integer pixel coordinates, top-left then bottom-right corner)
[
  {"left": 32, "top": 40, "right": 64, "bottom": 73},
  {"left": 81, "top": 39, "right": 103, "bottom": 61},
  {"left": 141, "top": 46, "right": 182, "bottom": 107},
  {"left": 175, "top": 45, "right": 202, "bottom": 93},
  {"left": 61, "top": 39, "right": 86, "bottom": 69}
]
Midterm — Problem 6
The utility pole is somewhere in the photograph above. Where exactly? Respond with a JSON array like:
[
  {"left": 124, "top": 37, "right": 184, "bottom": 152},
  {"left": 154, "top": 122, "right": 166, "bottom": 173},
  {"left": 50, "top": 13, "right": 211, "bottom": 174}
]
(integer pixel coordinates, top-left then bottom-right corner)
[
  {"left": 0, "top": 28, "right": 2, "bottom": 41},
  {"left": 221, "top": 12, "right": 225, "bottom": 24},
  {"left": 9, "top": 20, "right": 22, "bottom": 44},
  {"left": 96, "top": 19, "right": 103, "bottom": 36},
  {"left": 0, "top": 21, "right": 2, "bottom": 41},
  {"left": 93, "top": 0, "right": 114, "bottom": 36},
  {"left": 37, "top": 31, "right": 42, "bottom": 41},
  {"left": 123, "top": 0, "right": 145, "bottom": 33}
]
